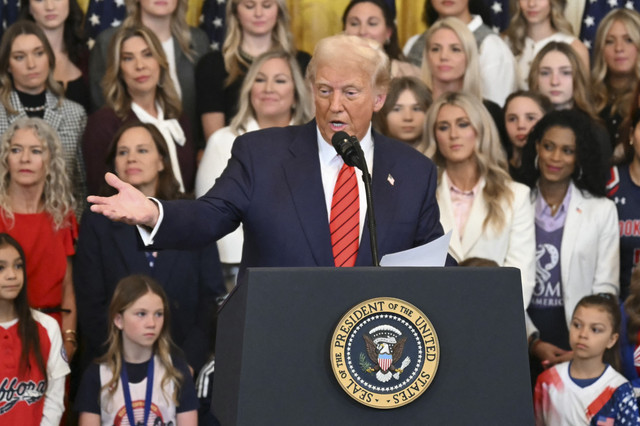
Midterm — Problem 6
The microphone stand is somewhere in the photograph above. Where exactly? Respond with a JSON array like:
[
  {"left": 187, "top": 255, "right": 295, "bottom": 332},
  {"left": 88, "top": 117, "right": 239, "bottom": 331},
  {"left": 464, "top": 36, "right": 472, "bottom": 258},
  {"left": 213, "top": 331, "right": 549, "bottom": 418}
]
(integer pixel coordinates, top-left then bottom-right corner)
[{"left": 353, "top": 139, "right": 379, "bottom": 267}]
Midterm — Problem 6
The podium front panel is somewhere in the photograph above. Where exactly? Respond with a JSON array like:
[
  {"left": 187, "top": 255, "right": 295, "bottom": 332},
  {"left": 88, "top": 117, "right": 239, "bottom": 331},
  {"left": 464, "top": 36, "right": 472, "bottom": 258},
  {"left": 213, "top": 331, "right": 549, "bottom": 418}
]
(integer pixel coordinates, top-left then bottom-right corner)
[{"left": 213, "top": 267, "right": 533, "bottom": 425}]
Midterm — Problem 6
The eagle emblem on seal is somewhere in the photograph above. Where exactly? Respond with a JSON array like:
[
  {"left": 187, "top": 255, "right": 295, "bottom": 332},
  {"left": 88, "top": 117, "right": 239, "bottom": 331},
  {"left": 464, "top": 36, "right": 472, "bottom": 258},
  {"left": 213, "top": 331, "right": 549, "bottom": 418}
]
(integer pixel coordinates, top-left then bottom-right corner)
[{"left": 362, "top": 325, "right": 411, "bottom": 383}]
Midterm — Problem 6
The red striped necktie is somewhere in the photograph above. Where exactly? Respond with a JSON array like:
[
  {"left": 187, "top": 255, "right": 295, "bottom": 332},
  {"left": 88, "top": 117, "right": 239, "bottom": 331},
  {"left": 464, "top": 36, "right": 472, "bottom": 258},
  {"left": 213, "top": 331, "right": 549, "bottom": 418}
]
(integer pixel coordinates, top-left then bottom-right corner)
[{"left": 330, "top": 163, "right": 359, "bottom": 267}]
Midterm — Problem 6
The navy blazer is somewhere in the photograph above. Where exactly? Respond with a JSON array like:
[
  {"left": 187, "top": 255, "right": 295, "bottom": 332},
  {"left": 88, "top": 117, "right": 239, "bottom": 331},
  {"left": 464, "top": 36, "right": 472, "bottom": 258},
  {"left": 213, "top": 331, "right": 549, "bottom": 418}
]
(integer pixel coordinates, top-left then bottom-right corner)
[
  {"left": 153, "top": 120, "right": 445, "bottom": 280},
  {"left": 74, "top": 210, "right": 226, "bottom": 371}
]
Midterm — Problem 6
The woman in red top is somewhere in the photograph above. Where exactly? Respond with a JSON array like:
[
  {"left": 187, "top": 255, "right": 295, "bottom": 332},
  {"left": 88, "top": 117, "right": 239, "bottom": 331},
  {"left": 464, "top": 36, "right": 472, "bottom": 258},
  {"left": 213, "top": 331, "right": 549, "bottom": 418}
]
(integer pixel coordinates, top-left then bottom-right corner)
[{"left": 0, "top": 117, "right": 77, "bottom": 360}]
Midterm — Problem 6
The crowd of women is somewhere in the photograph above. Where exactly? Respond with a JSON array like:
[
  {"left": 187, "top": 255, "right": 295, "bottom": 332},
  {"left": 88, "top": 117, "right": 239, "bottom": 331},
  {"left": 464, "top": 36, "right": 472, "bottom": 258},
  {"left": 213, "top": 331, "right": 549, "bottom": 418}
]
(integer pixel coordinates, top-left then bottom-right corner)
[{"left": 0, "top": 0, "right": 639, "bottom": 424}]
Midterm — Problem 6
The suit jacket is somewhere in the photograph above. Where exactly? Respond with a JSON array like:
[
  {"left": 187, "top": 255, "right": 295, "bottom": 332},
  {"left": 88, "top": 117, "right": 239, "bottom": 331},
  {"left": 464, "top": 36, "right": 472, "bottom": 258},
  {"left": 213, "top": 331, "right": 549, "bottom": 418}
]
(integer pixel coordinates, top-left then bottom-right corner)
[
  {"left": 74, "top": 210, "right": 225, "bottom": 371},
  {"left": 527, "top": 185, "right": 620, "bottom": 337},
  {"left": 437, "top": 174, "right": 536, "bottom": 308},
  {"left": 0, "top": 90, "right": 87, "bottom": 218},
  {"left": 152, "top": 121, "right": 446, "bottom": 280},
  {"left": 89, "top": 26, "right": 210, "bottom": 145}
]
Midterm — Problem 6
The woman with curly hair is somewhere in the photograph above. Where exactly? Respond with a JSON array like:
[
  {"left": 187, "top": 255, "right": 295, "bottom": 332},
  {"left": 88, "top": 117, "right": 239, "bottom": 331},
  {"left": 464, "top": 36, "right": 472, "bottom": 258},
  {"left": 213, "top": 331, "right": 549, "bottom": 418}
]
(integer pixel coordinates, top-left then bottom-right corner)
[
  {"left": 0, "top": 20, "right": 87, "bottom": 218},
  {"left": 89, "top": 0, "right": 209, "bottom": 144},
  {"left": 421, "top": 91, "right": 535, "bottom": 320},
  {"left": 82, "top": 25, "right": 196, "bottom": 195},
  {"left": 505, "top": 0, "right": 589, "bottom": 90},
  {"left": 20, "top": 0, "right": 89, "bottom": 111},
  {"left": 0, "top": 117, "right": 78, "bottom": 361},
  {"left": 519, "top": 109, "right": 619, "bottom": 375},
  {"left": 195, "top": 0, "right": 310, "bottom": 140},
  {"left": 591, "top": 8, "right": 640, "bottom": 147}
]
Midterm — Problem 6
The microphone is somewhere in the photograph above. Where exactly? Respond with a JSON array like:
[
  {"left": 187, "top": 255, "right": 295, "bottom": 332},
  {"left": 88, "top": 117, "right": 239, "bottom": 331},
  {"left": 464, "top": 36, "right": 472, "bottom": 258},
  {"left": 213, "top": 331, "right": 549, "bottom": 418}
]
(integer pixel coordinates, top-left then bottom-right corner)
[
  {"left": 330, "top": 131, "right": 380, "bottom": 267},
  {"left": 331, "top": 131, "right": 362, "bottom": 168}
]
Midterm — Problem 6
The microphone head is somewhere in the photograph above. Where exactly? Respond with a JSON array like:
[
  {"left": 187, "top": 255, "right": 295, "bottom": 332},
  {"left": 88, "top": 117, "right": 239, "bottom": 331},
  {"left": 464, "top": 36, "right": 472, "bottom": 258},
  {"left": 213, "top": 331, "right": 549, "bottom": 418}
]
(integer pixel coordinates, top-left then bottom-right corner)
[{"left": 331, "top": 131, "right": 351, "bottom": 152}]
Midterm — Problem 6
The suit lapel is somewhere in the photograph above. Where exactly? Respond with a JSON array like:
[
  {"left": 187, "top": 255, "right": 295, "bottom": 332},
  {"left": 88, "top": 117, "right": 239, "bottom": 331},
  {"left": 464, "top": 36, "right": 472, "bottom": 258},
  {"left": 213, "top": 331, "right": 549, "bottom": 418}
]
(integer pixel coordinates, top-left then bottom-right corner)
[
  {"left": 436, "top": 175, "right": 464, "bottom": 261},
  {"left": 355, "top": 132, "right": 398, "bottom": 265},
  {"left": 460, "top": 179, "right": 487, "bottom": 255},
  {"left": 560, "top": 186, "right": 583, "bottom": 285},
  {"left": 282, "top": 121, "right": 334, "bottom": 266},
  {"left": 112, "top": 222, "right": 152, "bottom": 273},
  {"left": 42, "top": 91, "right": 62, "bottom": 131}
]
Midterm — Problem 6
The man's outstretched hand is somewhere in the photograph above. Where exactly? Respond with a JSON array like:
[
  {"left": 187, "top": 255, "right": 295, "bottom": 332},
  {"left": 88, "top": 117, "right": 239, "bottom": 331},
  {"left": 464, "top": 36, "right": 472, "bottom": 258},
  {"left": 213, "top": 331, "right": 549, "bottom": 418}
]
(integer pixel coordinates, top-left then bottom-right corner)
[{"left": 87, "top": 173, "right": 160, "bottom": 228}]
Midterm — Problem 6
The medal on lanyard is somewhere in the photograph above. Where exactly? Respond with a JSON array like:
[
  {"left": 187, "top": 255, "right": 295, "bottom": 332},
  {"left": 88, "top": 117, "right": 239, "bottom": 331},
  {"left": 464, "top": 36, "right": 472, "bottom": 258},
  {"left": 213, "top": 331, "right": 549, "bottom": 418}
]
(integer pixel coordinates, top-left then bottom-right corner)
[{"left": 120, "top": 355, "right": 154, "bottom": 425}]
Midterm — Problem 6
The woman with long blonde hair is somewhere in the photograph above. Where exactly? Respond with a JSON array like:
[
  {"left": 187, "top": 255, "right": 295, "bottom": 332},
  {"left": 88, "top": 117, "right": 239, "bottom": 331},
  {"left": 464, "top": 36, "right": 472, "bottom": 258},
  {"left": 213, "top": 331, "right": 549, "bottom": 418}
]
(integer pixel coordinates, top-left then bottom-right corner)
[
  {"left": 421, "top": 91, "right": 535, "bottom": 314},
  {"left": 421, "top": 18, "right": 507, "bottom": 147},
  {"left": 195, "top": 0, "right": 310, "bottom": 140},
  {"left": 591, "top": 8, "right": 640, "bottom": 147},
  {"left": 505, "top": 0, "right": 589, "bottom": 89},
  {"left": 88, "top": 0, "right": 209, "bottom": 147},
  {"left": 82, "top": 26, "right": 196, "bottom": 195}
]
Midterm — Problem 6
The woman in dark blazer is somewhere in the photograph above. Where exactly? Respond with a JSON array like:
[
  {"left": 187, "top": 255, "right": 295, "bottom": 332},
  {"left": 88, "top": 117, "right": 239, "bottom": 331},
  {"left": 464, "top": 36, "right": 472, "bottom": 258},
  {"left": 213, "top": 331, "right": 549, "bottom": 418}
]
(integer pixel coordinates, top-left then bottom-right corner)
[{"left": 75, "top": 121, "right": 225, "bottom": 373}]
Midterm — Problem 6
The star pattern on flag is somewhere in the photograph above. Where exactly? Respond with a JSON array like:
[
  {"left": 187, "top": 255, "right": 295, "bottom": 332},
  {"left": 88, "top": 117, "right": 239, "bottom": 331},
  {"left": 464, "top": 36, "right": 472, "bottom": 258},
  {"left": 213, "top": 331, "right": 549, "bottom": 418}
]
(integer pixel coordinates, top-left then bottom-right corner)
[
  {"left": 89, "top": 13, "right": 100, "bottom": 26},
  {"left": 213, "top": 17, "right": 222, "bottom": 28},
  {"left": 115, "top": 0, "right": 125, "bottom": 7},
  {"left": 200, "top": 0, "right": 227, "bottom": 47},
  {"left": 584, "top": 15, "right": 595, "bottom": 27},
  {"left": 111, "top": 18, "right": 121, "bottom": 27},
  {"left": 579, "top": 0, "right": 640, "bottom": 51},
  {"left": 491, "top": 1, "right": 502, "bottom": 13},
  {"left": 211, "top": 41, "right": 220, "bottom": 51}
]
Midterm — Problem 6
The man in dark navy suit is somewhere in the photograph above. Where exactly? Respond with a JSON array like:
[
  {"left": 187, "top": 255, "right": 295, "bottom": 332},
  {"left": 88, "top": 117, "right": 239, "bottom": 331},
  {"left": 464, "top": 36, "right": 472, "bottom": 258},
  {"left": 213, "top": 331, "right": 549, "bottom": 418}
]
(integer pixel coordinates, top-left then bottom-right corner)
[{"left": 88, "top": 34, "right": 446, "bottom": 280}]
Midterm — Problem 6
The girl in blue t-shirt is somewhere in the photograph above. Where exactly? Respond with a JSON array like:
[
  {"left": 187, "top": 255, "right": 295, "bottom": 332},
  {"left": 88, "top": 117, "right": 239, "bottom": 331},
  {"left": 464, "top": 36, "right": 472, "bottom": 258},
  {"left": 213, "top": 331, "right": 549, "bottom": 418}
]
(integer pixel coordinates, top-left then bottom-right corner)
[{"left": 76, "top": 274, "right": 198, "bottom": 426}]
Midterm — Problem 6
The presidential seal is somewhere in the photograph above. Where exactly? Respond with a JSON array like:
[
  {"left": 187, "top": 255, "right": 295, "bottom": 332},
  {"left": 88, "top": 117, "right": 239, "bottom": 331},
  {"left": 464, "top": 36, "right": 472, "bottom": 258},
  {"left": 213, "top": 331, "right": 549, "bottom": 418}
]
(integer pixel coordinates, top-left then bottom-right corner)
[{"left": 330, "top": 297, "right": 439, "bottom": 409}]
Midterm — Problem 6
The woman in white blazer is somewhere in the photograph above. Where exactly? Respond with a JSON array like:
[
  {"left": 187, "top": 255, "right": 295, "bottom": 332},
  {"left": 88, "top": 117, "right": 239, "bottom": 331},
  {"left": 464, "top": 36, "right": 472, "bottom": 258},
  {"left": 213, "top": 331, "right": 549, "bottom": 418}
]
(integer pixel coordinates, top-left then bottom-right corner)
[
  {"left": 519, "top": 109, "right": 619, "bottom": 373},
  {"left": 421, "top": 91, "right": 536, "bottom": 317}
]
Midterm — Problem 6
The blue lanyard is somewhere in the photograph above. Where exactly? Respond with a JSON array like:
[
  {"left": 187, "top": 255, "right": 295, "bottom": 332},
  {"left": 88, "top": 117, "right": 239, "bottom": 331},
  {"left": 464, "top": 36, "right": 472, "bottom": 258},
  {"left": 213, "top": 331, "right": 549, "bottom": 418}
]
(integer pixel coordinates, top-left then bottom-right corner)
[{"left": 120, "top": 355, "right": 154, "bottom": 426}]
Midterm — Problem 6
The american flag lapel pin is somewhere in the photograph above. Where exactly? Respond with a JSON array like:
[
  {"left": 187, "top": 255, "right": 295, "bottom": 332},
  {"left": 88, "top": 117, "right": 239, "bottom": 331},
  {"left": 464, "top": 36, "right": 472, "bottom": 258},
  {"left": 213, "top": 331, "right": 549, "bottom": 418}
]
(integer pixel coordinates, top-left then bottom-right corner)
[{"left": 387, "top": 174, "right": 395, "bottom": 186}]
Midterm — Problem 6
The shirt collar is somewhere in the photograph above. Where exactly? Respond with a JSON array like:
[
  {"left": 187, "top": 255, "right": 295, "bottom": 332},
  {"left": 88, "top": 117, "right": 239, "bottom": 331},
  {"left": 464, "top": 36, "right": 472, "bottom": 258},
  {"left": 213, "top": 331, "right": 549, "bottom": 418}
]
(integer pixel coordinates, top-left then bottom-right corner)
[
  {"left": 535, "top": 181, "right": 574, "bottom": 218},
  {"left": 317, "top": 123, "right": 374, "bottom": 167}
]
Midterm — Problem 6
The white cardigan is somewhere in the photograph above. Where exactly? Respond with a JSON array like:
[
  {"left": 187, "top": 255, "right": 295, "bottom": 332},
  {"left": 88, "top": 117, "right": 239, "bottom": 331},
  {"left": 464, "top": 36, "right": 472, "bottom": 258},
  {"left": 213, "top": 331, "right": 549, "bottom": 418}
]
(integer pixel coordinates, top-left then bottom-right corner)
[
  {"left": 437, "top": 174, "right": 536, "bottom": 313},
  {"left": 527, "top": 185, "right": 619, "bottom": 337}
]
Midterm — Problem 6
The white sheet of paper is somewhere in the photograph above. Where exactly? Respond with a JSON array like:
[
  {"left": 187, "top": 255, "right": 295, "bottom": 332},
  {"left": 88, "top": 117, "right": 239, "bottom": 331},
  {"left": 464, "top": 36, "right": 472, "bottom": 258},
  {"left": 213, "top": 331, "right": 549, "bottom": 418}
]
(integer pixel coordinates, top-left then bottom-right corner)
[{"left": 379, "top": 231, "right": 452, "bottom": 267}]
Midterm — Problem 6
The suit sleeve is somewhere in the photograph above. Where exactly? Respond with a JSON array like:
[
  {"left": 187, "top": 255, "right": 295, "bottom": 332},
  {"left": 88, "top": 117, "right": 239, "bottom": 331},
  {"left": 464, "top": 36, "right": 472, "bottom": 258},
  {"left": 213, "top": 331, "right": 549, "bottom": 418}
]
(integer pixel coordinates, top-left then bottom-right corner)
[
  {"left": 415, "top": 162, "right": 446, "bottom": 247},
  {"left": 592, "top": 199, "right": 620, "bottom": 296},
  {"left": 154, "top": 132, "right": 253, "bottom": 249},
  {"left": 504, "top": 186, "right": 536, "bottom": 335}
]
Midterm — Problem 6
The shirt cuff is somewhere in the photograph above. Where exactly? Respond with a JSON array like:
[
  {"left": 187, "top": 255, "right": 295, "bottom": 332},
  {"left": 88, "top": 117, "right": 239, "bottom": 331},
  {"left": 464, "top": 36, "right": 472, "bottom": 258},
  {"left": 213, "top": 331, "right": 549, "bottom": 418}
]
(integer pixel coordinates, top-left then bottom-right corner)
[{"left": 137, "top": 197, "right": 164, "bottom": 246}]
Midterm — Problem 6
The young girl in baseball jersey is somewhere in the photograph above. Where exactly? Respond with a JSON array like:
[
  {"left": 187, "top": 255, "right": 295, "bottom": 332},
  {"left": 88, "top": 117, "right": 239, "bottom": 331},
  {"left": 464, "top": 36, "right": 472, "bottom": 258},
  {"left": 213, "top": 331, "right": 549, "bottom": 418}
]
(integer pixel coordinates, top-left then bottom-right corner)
[
  {"left": 0, "top": 233, "right": 69, "bottom": 425},
  {"left": 76, "top": 275, "right": 198, "bottom": 425},
  {"left": 534, "top": 294, "right": 640, "bottom": 425}
]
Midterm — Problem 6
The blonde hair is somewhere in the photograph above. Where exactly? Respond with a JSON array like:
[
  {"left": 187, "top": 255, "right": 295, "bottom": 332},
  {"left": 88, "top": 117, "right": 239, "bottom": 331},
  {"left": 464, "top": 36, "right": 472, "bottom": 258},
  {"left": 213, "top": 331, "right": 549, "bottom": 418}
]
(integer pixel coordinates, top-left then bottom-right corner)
[
  {"left": 102, "top": 25, "right": 182, "bottom": 120},
  {"left": 307, "top": 34, "right": 390, "bottom": 95},
  {"left": 506, "top": 0, "right": 575, "bottom": 57},
  {"left": 100, "top": 275, "right": 183, "bottom": 407},
  {"left": 123, "top": 0, "right": 195, "bottom": 62},
  {"left": 422, "top": 92, "right": 513, "bottom": 232},
  {"left": 0, "top": 21, "right": 63, "bottom": 114},
  {"left": 0, "top": 118, "right": 74, "bottom": 230},
  {"left": 591, "top": 8, "right": 640, "bottom": 117},
  {"left": 528, "top": 41, "right": 599, "bottom": 121},
  {"left": 421, "top": 17, "right": 482, "bottom": 100},
  {"left": 223, "top": 0, "right": 296, "bottom": 87},
  {"left": 230, "top": 50, "right": 312, "bottom": 134}
]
